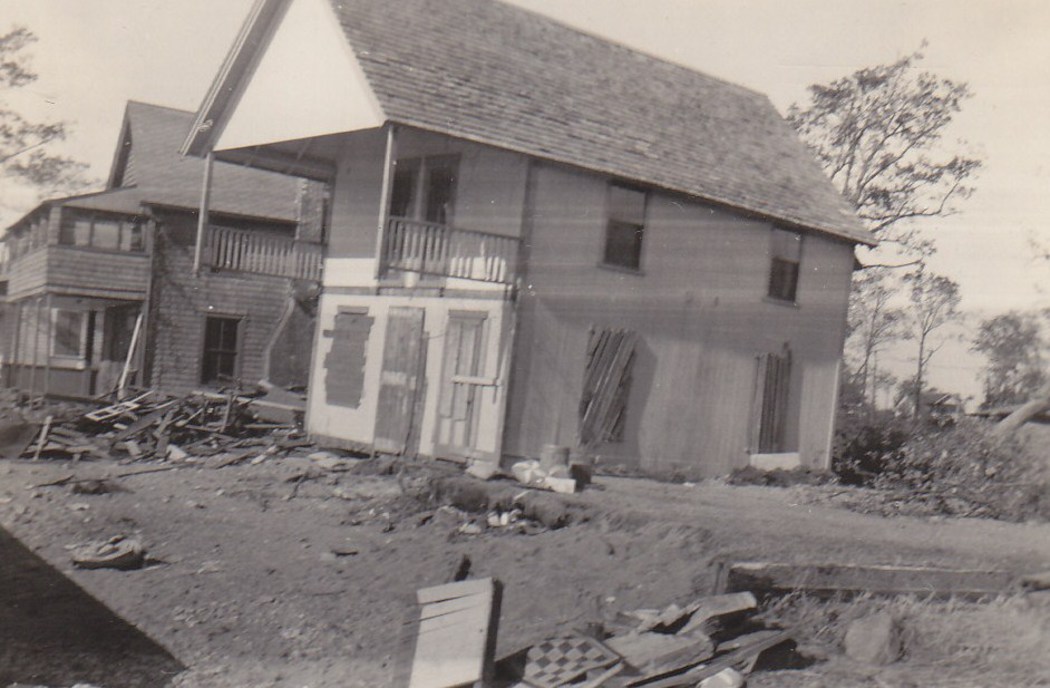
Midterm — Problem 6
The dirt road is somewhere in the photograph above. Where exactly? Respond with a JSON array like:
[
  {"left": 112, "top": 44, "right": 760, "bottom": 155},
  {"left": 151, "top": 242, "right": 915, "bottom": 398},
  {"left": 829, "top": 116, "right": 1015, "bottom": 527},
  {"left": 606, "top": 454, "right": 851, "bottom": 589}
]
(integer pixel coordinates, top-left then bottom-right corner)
[{"left": 1, "top": 455, "right": 1048, "bottom": 687}]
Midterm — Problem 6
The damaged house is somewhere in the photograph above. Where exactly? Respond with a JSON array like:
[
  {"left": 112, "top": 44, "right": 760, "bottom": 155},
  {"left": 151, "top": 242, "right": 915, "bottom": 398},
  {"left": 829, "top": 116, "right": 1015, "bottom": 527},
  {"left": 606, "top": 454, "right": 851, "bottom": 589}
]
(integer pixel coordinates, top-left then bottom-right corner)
[
  {"left": 0, "top": 101, "right": 323, "bottom": 398},
  {"left": 184, "top": 0, "right": 871, "bottom": 476}
]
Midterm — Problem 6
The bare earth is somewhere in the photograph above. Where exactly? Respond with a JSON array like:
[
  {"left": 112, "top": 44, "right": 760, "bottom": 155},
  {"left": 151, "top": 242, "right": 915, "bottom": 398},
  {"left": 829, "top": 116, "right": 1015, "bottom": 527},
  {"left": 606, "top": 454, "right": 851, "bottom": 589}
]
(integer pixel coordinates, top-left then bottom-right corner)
[{"left": 1, "top": 453, "right": 1049, "bottom": 687}]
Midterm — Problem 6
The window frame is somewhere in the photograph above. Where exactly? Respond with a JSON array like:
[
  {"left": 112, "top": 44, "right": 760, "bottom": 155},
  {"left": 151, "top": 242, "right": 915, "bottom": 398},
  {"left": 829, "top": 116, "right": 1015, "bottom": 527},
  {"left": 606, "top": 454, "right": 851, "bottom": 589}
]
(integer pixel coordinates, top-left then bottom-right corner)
[
  {"left": 199, "top": 315, "right": 243, "bottom": 385},
  {"left": 388, "top": 154, "right": 460, "bottom": 227},
  {"left": 58, "top": 210, "right": 146, "bottom": 253},
  {"left": 601, "top": 183, "right": 648, "bottom": 273},
  {"left": 766, "top": 227, "right": 803, "bottom": 304},
  {"left": 50, "top": 309, "right": 87, "bottom": 360}
]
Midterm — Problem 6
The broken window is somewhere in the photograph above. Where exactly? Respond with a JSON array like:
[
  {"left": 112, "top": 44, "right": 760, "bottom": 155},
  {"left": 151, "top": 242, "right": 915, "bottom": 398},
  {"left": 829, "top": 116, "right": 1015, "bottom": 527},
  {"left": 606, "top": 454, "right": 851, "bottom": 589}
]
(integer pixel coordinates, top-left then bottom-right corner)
[
  {"left": 753, "top": 346, "right": 792, "bottom": 453},
  {"left": 324, "top": 308, "right": 373, "bottom": 408},
  {"left": 200, "top": 316, "right": 241, "bottom": 385},
  {"left": 579, "top": 327, "right": 637, "bottom": 446},
  {"left": 768, "top": 228, "right": 802, "bottom": 302},
  {"left": 603, "top": 184, "right": 647, "bottom": 271}
]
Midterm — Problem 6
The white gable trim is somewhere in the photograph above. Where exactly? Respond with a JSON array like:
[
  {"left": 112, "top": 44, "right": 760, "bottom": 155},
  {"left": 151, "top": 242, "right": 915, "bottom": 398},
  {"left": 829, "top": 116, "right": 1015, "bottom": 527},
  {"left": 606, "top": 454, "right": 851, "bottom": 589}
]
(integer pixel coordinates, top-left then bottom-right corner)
[{"left": 215, "top": 0, "right": 385, "bottom": 152}]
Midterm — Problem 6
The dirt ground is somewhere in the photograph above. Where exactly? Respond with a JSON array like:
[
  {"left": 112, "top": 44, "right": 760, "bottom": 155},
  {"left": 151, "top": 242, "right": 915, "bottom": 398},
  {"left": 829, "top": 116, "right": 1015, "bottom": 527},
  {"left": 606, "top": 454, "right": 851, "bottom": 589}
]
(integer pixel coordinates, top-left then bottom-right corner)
[{"left": 2, "top": 449, "right": 1050, "bottom": 688}]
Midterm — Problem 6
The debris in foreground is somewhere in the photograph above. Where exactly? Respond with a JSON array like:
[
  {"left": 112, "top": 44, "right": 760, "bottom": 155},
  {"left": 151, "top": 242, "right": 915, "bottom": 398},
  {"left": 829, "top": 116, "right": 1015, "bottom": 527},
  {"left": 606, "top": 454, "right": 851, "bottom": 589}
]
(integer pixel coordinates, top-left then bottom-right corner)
[
  {"left": 407, "top": 580, "right": 793, "bottom": 688},
  {"left": 71, "top": 535, "right": 145, "bottom": 571}
]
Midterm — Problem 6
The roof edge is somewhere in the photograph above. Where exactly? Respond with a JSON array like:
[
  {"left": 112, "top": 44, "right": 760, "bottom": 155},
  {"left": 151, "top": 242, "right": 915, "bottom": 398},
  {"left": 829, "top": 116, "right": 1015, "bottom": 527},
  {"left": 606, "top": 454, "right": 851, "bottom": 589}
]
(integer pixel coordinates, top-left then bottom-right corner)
[
  {"left": 387, "top": 118, "right": 875, "bottom": 246},
  {"left": 182, "top": 0, "right": 292, "bottom": 157}
]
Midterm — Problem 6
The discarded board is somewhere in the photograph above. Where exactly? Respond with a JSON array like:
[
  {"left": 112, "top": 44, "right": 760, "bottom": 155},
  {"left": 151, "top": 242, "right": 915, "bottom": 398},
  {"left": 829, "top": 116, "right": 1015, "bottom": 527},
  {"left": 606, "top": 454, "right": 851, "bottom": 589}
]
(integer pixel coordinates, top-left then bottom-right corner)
[
  {"left": 409, "top": 577, "right": 502, "bottom": 688},
  {"left": 605, "top": 631, "right": 711, "bottom": 676},
  {"left": 718, "top": 561, "right": 1016, "bottom": 600},
  {"left": 626, "top": 629, "right": 792, "bottom": 688}
]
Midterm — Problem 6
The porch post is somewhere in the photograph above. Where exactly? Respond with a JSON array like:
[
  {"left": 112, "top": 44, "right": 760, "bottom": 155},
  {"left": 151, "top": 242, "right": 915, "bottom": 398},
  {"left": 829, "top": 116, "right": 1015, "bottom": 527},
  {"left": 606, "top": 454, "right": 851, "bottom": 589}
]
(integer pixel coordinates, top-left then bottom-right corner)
[
  {"left": 27, "top": 296, "right": 40, "bottom": 397},
  {"left": 42, "top": 292, "right": 52, "bottom": 398},
  {"left": 373, "top": 124, "right": 398, "bottom": 281},
  {"left": 8, "top": 299, "right": 22, "bottom": 388},
  {"left": 193, "top": 151, "right": 214, "bottom": 275}
]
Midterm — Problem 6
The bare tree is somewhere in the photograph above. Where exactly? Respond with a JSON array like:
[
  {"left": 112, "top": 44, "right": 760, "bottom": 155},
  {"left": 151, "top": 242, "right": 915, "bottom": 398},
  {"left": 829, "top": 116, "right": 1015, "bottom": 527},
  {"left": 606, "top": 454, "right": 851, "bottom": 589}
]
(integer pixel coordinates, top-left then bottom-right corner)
[
  {"left": 1, "top": 26, "right": 92, "bottom": 217},
  {"left": 971, "top": 311, "right": 1047, "bottom": 409},
  {"left": 904, "top": 267, "right": 961, "bottom": 418},
  {"left": 847, "top": 268, "right": 906, "bottom": 409},
  {"left": 788, "top": 44, "right": 982, "bottom": 254}
]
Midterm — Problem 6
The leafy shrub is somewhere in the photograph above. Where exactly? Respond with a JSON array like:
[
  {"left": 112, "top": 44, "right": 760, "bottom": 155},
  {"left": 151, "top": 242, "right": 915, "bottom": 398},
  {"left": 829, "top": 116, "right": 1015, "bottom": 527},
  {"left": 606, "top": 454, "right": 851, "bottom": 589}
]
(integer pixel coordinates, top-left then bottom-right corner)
[
  {"left": 842, "top": 418, "right": 1050, "bottom": 521},
  {"left": 832, "top": 413, "right": 911, "bottom": 486}
]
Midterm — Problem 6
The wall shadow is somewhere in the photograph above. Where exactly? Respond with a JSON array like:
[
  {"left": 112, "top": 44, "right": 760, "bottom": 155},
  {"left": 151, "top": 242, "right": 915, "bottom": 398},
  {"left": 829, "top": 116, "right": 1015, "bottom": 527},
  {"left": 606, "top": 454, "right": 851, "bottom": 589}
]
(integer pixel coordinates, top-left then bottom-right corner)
[{"left": 0, "top": 525, "right": 184, "bottom": 687}]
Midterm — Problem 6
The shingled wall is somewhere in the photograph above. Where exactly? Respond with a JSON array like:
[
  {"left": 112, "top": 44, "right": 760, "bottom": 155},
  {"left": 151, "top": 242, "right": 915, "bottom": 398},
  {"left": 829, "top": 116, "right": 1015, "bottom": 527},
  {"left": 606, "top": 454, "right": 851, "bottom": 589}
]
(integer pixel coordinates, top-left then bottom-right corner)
[{"left": 146, "top": 209, "right": 311, "bottom": 393}]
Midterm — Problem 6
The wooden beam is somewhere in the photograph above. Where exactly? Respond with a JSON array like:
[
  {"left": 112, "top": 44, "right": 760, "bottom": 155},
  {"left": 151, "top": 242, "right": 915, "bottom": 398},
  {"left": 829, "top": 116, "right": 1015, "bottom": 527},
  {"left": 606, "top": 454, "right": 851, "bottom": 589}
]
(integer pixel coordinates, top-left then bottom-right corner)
[
  {"left": 718, "top": 560, "right": 1016, "bottom": 600},
  {"left": 374, "top": 124, "right": 397, "bottom": 280},
  {"left": 193, "top": 152, "right": 214, "bottom": 276},
  {"left": 42, "top": 292, "right": 52, "bottom": 398}
]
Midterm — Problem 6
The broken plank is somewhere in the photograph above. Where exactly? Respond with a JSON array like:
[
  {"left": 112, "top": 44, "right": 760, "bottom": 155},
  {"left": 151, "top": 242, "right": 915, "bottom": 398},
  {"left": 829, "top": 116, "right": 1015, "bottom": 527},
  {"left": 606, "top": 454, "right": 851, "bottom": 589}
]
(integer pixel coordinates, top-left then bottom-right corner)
[
  {"left": 627, "top": 629, "right": 792, "bottom": 688},
  {"left": 32, "top": 415, "right": 53, "bottom": 460},
  {"left": 720, "top": 561, "right": 1016, "bottom": 600},
  {"left": 409, "top": 577, "right": 502, "bottom": 688},
  {"left": 417, "top": 577, "right": 498, "bottom": 605}
]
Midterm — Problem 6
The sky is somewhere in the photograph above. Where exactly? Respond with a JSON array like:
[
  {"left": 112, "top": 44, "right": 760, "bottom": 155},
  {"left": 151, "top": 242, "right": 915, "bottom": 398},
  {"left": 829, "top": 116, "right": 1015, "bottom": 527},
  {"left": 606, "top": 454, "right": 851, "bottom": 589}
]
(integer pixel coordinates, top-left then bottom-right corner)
[{"left": 3, "top": 0, "right": 1049, "bottom": 404}]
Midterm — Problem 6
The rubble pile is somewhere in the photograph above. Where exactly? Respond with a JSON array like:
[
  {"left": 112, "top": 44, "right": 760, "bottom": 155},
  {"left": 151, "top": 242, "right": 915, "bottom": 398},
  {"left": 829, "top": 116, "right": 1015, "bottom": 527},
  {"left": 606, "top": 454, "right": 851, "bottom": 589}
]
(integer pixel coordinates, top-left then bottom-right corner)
[
  {"left": 3, "top": 388, "right": 308, "bottom": 464},
  {"left": 409, "top": 579, "right": 800, "bottom": 688}
]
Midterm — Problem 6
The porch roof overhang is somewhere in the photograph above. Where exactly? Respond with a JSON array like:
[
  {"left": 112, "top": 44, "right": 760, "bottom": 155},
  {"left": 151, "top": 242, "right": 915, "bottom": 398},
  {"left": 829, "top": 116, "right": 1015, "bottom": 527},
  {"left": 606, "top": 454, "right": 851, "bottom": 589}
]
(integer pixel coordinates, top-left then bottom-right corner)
[{"left": 208, "top": 131, "right": 344, "bottom": 183}]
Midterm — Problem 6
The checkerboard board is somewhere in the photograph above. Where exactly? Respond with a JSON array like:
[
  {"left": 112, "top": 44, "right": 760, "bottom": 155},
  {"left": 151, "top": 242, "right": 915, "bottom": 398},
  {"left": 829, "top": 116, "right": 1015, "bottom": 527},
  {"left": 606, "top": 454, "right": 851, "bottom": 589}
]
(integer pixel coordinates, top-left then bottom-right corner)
[{"left": 523, "top": 634, "right": 621, "bottom": 688}]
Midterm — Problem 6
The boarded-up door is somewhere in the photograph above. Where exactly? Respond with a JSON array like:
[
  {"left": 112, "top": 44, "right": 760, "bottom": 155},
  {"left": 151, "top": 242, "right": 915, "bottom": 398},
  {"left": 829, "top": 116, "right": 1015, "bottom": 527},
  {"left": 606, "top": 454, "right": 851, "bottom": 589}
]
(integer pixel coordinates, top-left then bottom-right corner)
[
  {"left": 751, "top": 347, "right": 792, "bottom": 453},
  {"left": 433, "top": 312, "right": 488, "bottom": 462},
  {"left": 374, "top": 307, "right": 426, "bottom": 455}
]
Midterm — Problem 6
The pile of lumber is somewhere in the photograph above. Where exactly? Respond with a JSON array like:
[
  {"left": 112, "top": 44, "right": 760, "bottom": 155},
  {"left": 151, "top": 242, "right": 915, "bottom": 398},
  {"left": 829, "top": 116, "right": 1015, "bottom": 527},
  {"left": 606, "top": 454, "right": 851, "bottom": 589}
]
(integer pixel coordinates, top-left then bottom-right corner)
[
  {"left": 14, "top": 388, "right": 308, "bottom": 463},
  {"left": 408, "top": 581, "right": 796, "bottom": 688}
]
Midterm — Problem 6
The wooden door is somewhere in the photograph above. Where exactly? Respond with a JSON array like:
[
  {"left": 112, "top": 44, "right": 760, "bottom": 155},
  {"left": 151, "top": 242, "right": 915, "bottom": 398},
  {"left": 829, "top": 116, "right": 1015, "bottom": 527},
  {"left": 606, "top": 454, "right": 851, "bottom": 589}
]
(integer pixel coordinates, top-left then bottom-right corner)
[
  {"left": 433, "top": 312, "right": 488, "bottom": 462},
  {"left": 374, "top": 307, "right": 426, "bottom": 455},
  {"left": 751, "top": 347, "right": 792, "bottom": 453}
]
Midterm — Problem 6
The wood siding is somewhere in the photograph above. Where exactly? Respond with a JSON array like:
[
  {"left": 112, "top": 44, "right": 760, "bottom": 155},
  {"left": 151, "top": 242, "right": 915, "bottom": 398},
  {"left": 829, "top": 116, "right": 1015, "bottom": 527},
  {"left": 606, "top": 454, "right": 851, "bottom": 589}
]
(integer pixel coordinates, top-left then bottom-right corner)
[
  {"left": 148, "top": 211, "right": 309, "bottom": 393},
  {"left": 6, "top": 246, "right": 149, "bottom": 300},
  {"left": 502, "top": 163, "right": 853, "bottom": 476}
]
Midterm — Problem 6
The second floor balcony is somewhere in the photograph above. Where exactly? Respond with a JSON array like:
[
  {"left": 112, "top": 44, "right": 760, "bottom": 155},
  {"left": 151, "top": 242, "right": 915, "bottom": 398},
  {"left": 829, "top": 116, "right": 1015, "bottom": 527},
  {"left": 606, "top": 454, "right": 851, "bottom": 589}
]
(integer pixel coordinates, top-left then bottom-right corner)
[
  {"left": 381, "top": 217, "right": 520, "bottom": 286},
  {"left": 207, "top": 225, "right": 323, "bottom": 282}
]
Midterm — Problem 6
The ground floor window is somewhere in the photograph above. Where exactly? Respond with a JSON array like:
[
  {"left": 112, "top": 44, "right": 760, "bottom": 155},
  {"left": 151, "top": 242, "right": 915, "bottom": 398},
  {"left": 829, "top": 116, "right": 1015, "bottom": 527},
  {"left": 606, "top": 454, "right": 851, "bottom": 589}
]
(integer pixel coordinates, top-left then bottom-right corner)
[
  {"left": 52, "top": 310, "right": 86, "bottom": 358},
  {"left": 201, "top": 316, "right": 241, "bottom": 384},
  {"left": 753, "top": 346, "right": 792, "bottom": 453}
]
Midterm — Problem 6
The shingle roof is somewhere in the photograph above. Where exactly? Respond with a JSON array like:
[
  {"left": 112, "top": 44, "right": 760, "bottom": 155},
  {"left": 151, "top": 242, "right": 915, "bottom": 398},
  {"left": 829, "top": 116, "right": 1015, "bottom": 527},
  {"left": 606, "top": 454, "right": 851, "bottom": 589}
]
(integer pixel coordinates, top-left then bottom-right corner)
[
  {"left": 115, "top": 101, "right": 301, "bottom": 222},
  {"left": 325, "top": 0, "right": 871, "bottom": 244}
]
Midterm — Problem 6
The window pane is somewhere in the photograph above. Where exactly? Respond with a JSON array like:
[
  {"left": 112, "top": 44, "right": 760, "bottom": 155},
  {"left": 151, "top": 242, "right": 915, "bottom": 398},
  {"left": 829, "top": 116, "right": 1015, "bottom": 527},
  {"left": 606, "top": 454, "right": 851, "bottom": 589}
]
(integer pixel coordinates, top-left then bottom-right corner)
[
  {"left": 53, "top": 310, "right": 84, "bottom": 357},
  {"left": 92, "top": 219, "right": 121, "bottom": 250},
  {"left": 73, "top": 218, "right": 92, "bottom": 247},
  {"left": 121, "top": 221, "right": 144, "bottom": 252},
  {"left": 609, "top": 185, "right": 646, "bottom": 225},
  {"left": 202, "top": 316, "right": 240, "bottom": 384},
  {"left": 604, "top": 220, "right": 644, "bottom": 270},
  {"left": 769, "top": 257, "right": 800, "bottom": 302}
]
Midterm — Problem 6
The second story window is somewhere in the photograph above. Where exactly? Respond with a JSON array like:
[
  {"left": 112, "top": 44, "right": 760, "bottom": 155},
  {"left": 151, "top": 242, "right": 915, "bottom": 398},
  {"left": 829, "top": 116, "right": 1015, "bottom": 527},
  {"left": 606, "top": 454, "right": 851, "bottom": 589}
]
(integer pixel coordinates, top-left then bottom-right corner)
[
  {"left": 59, "top": 210, "right": 144, "bottom": 253},
  {"left": 768, "top": 228, "right": 802, "bottom": 303},
  {"left": 603, "top": 183, "right": 647, "bottom": 271},
  {"left": 389, "top": 155, "right": 459, "bottom": 226}
]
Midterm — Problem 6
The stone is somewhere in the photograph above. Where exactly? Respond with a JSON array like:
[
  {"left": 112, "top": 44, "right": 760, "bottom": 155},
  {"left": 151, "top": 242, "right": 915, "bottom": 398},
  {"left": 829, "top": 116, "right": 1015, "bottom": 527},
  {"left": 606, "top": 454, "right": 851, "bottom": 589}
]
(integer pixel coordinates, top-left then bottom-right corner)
[{"left": 844, "top": 612, "right": 902, "bottom": 665}]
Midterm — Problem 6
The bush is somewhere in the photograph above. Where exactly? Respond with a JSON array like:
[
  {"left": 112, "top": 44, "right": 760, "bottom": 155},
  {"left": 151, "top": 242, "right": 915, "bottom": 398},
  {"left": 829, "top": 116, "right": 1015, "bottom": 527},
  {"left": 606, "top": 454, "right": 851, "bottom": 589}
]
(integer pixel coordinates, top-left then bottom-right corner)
[
  {"left": 837, "top": 417, "right": 1050, "bottom": 521},
  {"left": 832, "top": 413, "right": 911, "bottom": 486}
]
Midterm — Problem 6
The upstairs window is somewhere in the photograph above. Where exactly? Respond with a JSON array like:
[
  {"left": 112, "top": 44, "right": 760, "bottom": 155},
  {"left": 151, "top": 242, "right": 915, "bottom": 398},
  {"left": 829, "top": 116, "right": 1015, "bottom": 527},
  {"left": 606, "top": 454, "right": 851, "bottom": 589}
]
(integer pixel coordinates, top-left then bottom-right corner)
[
  {"left": 389, "top": 155, "right": 459, "bottom": 226},
  {"left": 59, "top": 210, "right": 144, "bottom": 252},
  {"left": 768, "top": 228, "right": 802, "bottom": 303},
  {"left": 603, "top": 184, "right": 647, "bottom": 271}
]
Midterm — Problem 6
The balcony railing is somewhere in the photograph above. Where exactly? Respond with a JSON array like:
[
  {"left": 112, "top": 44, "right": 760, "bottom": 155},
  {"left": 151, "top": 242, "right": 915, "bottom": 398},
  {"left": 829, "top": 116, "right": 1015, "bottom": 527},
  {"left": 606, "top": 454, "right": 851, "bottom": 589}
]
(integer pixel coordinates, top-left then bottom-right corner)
[
  {"left": 208, "top": 226, "right": 323, "bottom": 282},
  {"left": 382, "top": 217, "right": 519, "bottom": 285}
]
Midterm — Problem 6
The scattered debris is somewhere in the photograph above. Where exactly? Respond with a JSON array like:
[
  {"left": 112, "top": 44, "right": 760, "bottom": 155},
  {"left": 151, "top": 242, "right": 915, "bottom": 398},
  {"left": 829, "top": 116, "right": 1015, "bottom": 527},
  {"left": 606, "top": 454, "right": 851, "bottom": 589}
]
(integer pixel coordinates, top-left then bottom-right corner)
[{"left": 72, "top": 535, "right": 145, "bottom": 571}]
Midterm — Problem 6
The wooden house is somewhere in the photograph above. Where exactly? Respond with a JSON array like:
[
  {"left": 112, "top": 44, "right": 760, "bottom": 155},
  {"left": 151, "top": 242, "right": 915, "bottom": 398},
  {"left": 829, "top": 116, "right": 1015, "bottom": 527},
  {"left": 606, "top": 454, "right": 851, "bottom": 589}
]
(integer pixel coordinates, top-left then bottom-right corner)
[
  {"left": 0, "top": 101, "right": 323, "bottom": 398},
  {"left": 183, "top": 0, "right": 874, "bottom": 475}
]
